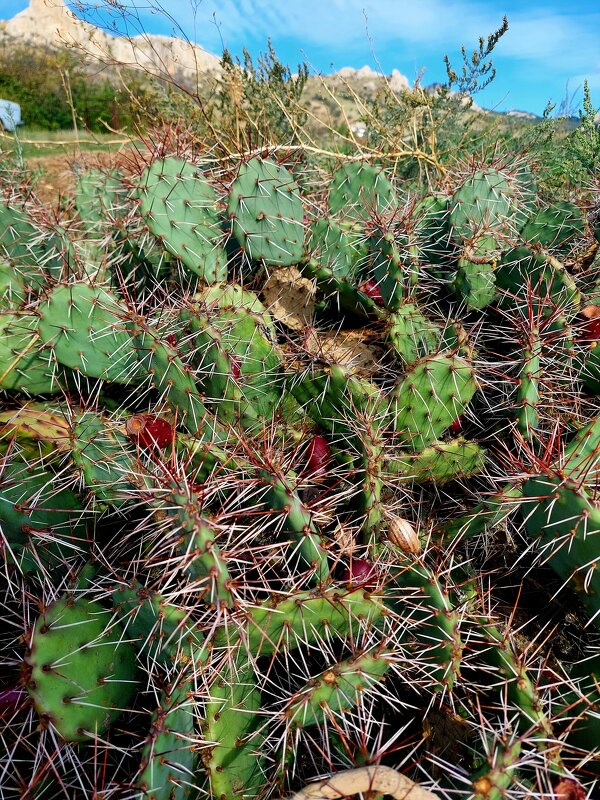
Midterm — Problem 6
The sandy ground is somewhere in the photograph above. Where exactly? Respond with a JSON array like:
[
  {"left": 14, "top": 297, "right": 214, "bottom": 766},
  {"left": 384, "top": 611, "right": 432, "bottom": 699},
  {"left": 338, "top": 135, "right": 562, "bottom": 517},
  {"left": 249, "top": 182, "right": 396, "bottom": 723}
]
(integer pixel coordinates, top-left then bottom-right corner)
[{"left": 27, "top": 154, "right": 79, "bottom": 205}]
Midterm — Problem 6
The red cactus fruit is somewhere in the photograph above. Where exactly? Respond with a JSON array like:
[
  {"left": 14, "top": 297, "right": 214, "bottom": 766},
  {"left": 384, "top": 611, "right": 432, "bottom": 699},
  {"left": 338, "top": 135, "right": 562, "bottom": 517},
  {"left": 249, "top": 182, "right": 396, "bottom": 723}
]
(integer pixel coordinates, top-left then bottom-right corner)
[
  {"left": 584, "top": 319, "right": 600, "bottom": 341},
  {"left": 340, "top": 558, "right": 377, "bottom": 587},
  {"left": 126, "top": 415, "right": 173, "bottom": 449},
  {"left": 552, "top": 779, "right": 586, "bottom": 800},
  {"left": 166, "top": 333, "right": 178, "bottom": 347},
  {"left": 448, "top": 416, "right": 464, "bottom": 434},
  {"left": 305, "top": 435, "right": 332, "bottom": 478},
  {"left": 358, "top": 279, "right": 384, "bottom": 306},
  {"left": 577, "top": 305, "right": 600, "bottom": 343}
]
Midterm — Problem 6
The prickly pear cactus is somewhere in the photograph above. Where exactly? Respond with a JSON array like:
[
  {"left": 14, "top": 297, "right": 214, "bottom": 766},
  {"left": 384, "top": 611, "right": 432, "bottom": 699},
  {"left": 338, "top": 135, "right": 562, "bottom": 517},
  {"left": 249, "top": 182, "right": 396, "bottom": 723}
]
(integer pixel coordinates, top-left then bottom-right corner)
[{"left": 0, "top": 142, "right": 598, "bottom": 800}]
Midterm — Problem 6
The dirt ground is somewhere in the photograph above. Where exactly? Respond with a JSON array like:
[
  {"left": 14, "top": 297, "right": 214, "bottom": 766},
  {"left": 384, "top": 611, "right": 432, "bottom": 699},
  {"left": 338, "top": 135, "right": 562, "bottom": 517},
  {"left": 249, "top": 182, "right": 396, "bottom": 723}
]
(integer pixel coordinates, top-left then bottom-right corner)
[
  {"left": 27, "top": 154, "right": 79, "bottom": 205},
  {"left": 26, "top": 147, "right": 138, "bottom": 206}
]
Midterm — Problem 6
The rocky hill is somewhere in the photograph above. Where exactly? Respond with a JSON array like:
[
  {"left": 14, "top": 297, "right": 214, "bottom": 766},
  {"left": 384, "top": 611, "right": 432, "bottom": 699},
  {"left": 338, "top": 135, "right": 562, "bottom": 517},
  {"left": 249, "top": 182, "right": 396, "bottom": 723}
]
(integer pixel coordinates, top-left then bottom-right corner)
[
  {"left": 1, "top": 0, "right": 546, "bottom": 138},
  {"left": 1, "top": 0, "right": 221, "bottom": 86}
]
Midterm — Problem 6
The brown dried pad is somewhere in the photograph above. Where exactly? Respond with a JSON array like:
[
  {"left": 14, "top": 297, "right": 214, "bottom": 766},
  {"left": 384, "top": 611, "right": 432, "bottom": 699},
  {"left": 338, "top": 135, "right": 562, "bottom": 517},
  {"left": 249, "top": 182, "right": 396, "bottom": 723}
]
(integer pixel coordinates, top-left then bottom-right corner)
[
  {"left": 261, "top": 266, "right": 316, "bottom": 330},
  {"left": 422, "top": 708, "right": 471, "bottom": 779},
  {"left": 303, "top": 328, "right": 383, "bottom": 376}
]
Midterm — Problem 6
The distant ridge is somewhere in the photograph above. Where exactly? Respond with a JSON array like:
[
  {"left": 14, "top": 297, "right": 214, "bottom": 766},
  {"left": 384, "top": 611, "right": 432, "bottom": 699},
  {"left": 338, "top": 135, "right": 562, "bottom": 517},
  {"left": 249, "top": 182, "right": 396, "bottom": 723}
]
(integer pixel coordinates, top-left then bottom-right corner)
[{"left": 1, "top": 0, "right": 221, "bottom": 85}]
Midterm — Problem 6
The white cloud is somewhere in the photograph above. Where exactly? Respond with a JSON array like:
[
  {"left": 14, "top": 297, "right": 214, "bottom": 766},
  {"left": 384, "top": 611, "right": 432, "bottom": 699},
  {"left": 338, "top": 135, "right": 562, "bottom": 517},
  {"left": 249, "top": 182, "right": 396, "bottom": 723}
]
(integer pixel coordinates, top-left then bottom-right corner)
[{"left": 70, "top": 0, "right": 600, "bottom": 82}]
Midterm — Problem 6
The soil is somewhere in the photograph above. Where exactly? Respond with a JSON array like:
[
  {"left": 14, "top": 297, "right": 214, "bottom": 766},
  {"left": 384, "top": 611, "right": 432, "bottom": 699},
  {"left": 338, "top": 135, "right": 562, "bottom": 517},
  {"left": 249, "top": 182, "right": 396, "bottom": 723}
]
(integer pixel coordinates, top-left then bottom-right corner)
[
  {"left": 26, "top": 147, "right": 137, "bottom": 206},
  {"left": 27, "top": 154, "right": 78, "bottom": 206}
]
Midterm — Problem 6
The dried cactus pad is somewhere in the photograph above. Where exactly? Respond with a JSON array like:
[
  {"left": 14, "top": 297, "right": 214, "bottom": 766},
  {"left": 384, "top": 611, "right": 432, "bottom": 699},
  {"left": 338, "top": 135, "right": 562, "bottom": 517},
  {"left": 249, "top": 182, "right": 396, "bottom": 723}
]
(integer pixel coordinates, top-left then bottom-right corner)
[
  {"left": 24, "top": 596, "right": 138, "bottom": 742},
  {"left": 227, "top": 157, "right": 304, "bottom": 266}
]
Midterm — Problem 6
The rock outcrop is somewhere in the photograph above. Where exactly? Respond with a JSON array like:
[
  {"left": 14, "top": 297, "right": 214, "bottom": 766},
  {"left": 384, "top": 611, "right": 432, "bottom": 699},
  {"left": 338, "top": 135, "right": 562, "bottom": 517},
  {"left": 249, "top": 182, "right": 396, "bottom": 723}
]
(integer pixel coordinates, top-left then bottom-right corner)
[
  {"left": 336, "top": 64, "right": 411, "bottom": 92},
  {"left": 3, "top": 0, "right": 221, "bottom": 84}
]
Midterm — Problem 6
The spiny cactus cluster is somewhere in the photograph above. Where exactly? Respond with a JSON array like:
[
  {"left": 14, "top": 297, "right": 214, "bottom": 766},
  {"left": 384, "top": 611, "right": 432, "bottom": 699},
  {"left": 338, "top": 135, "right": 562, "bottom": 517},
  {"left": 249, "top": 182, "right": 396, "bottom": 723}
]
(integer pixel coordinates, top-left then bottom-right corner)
[{"left": 0, "top": 146, "right": 599, "bottom": 800}]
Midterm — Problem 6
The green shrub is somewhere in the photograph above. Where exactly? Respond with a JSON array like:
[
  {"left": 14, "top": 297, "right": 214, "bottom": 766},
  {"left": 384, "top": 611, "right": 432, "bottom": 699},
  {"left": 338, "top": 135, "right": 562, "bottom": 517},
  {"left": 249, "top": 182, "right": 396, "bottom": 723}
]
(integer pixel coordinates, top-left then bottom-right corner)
[{"left": 0, "top": 46, "right": 139, "bottom": 131}]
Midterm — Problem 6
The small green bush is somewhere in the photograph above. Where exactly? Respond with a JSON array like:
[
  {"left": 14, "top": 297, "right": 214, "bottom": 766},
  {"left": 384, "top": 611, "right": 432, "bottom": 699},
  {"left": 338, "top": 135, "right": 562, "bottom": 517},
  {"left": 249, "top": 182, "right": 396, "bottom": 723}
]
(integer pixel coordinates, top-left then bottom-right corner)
[{"left": 0, "top": 46, "right": 138, "bottom": 131}]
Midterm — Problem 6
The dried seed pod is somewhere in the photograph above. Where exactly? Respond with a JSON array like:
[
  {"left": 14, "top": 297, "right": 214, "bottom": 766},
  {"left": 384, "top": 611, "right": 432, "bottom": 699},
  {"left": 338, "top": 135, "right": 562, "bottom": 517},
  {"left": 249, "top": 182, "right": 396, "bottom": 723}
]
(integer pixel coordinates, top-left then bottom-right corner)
[
  {"left": 332, "top": 521, "right": 355, "bottom": 554},
  {"left": 387, "top": 516, "right": 421, "bottom": 555}
]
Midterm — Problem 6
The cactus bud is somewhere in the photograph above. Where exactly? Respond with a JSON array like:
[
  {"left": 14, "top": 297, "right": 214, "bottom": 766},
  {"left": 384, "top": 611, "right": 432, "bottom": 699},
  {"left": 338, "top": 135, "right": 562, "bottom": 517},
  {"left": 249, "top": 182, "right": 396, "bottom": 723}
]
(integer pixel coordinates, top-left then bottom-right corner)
[
  {"left": 387, "top": 516, "right": 421, "bottom": 555},
  {"left": 230, "top": 356, "right": 242, "bottom": 380},
  {"left": 126, "top": 415, "right": 173, "bottom": 448},
  {"left": 448, "top": 416, "right": 464, "bottom": 434}
]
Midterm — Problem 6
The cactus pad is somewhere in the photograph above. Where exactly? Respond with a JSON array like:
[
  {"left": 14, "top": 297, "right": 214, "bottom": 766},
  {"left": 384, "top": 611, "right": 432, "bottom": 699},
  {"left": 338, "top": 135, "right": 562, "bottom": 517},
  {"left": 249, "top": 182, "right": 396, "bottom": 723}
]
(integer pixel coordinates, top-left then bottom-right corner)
[
  {"left": 227, "top": 157, "right": 304, "bottom": 266},
  {"left": 24, "top": 596, "right": 138, "bottom": 741}
]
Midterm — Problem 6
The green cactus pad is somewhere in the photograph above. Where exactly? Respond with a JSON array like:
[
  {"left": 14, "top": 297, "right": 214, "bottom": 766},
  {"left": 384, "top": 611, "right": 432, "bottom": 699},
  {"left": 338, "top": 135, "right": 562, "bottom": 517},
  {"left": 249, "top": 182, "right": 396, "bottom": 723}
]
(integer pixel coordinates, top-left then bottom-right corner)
[
  {"left": 137, "top": 680, "right": 198, "bottom": 800},
  {"left": 289, "top": 365, "right": 388, "bottom": 535},
  {"left": 387, "top": 561, "right": 463, "bottom": 691},
  {"left": 197, "top": 282, "right": 275, "bottom": 325},
  {"left": 559, "top": 417, "right": 600, "bottom": 484},
  {"left": 0, "top": 201, "right": 71, "bottom": 281},
  {"left": 520, "top": 201, "right": 584, "bottom": 249},
  {"left": 0, "top": 262, "right": 27, "bottom": 310},
  {"left": 228, "top": 157, "right": 304, "bottom": 266},
  {"left": 289, "top": 365, "right": 386, "bottom": 438},
  {"left": 362, "top": 227, "right": 404, "bottom": 310},
  {"left": 0, "top": 458, "right": 88, "bottom": 572},
  {"left": 76, "top": 168, "right": 125, "bottom": 233},
  {"left": 390, "top": 354, "right": 478, "bottom": 451},
  {"left": 516, "top": 326, "right": 542, "bottom": 441},
  {"left": 580, "top": 345, "right": 600, "bottom": 394},
  {"left": 471, "top": 739, "right": 523, "bottom": 800},
  {"left": 300, "top": 257, "right": 385, "bottom": 318},
  {"left": 214, "top": 588, "right": 385, "bottom": 658},
  {"left": 259, "top": 469, "right": 330, "bottom": 582},
  {"left": 284, "top": 650, "right": 391, "bottom": 728},
  {"left": 449, "top": 168, "right": 517, "bottom": 242},
  {"left": 496, "top": 247, "right": 580, "bottom": 313},
  {"left": 71, "top": 411, "right": 138, "bottom": 508},
  {"left": 134, "top": 323, "right": 216, "bottom": 437},
  {"left": 328, "top": 162, "right": 397, "bottom": 224},
  {"left": 441, "top": 482, "right": 523, "bottom": 543},
  {"left": 454, "top": 258, "right": 496, "bottom": 310},
  {"left": 38, "top": 283, "right": 143, "bottom": 384},
  {"left": 138, "top": 157, "right": 227, "bottom": 282},
  {"left": 0, "top": 313, "right": 60, "bottom": 394},
  {"left": 307, "top": 217, "right": 360, "bottom": 280},
  {"left": 523, "top": 476, "right": 600, "bottom": 626},
  {"left": 387, "top": 304, "right": 441, "bottom": 366},
  {"left": 474, "top": 615, "right": 555, "bottom": 740},
  {"left": 113, "top": 582, "right": 205, "bottom": 668},
  {"left": 158, "top": 483, "right": 234, "bottom": 607},
  {"left": 182, "top": 299, "right": 282, "bottom": 430},
  {"left": 24, "top": 596, "right": 138, "bottom": 742},
  {"left": 388, "top": 438, "right": 486, "bottom": 483},
  {"left": 408, "top": 194, "right": 451, "bottom": 274},
  {"left": 202, "top": 660, "right": 265, "bottom": 800}
]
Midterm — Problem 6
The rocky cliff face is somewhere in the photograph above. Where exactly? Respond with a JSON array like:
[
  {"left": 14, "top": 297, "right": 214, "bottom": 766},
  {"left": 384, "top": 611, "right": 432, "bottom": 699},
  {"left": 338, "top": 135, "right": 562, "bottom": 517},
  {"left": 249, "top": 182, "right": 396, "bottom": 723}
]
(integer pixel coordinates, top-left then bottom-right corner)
[{"left": 3, "top": 0, "right": 221, "bottom": 84}]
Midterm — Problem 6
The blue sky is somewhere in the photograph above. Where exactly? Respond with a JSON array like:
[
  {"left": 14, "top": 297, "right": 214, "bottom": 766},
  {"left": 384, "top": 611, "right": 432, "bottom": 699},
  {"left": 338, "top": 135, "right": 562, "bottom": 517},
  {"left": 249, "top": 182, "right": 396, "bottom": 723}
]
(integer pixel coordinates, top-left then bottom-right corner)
[{"left": 4, "top": 0, "right": 600, "bottom": 114}]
